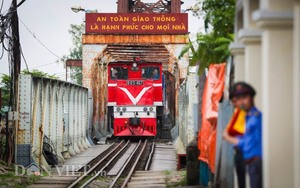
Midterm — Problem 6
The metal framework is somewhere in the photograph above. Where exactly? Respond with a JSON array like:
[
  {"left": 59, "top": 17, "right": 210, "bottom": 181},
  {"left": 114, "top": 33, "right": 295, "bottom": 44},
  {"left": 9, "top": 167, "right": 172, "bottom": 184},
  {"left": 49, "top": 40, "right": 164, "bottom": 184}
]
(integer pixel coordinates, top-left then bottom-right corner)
[
  {"left": 178, "top": 80, "right": 188, "bottom": 147},
  {"left": 104, "top": 44, "right": 170, "bottom": 65},
  {"left": 130, "top": 0, "right": 171, "bottom": 13},
  {"left": 16, "top": 75, "right": 91, "bottom": 167}
]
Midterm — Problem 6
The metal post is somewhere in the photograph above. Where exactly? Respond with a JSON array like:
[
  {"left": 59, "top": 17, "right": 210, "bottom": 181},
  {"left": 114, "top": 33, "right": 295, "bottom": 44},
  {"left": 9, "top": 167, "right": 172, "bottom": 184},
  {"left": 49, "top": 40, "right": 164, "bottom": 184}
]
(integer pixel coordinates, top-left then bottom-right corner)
[
  {"left": 171, "top": 0, "right": 181, "bottom": 13},
  {"left": 6, "top": 0, "right": 21, "bottom": 164},
  {"left": 11, "top": 0, "right": 21, "bottom": 111},
  {"left": 117, "top": 0, "right": 129, "bottom": 13}
]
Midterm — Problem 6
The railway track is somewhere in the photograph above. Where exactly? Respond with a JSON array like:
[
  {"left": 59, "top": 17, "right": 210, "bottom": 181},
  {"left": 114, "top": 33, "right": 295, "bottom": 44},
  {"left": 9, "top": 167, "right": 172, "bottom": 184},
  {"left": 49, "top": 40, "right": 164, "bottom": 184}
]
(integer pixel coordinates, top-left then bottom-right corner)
[
  {"left": 109, "top": 140, "right": 149, "bottom": 188},
  {"left": 69, "top": 140, "right": 130, "bottom": 188},
  {"left": 27, "top": 140, "right": 155, "bottom": 188},
  {"left": 76, "top": 139, "right": 153, "bottom": 188},
  {"left": 27, "top": 173, "right": 81, "bottom": 188},
  {"left": 29, "top": 140, "right": 155, "bottom": 188}
]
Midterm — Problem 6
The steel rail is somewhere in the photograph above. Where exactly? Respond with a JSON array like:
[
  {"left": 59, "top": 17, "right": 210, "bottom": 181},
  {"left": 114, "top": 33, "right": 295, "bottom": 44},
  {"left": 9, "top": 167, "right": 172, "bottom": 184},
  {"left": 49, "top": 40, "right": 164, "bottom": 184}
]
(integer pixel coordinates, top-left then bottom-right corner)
[
  {"left": 120, "top": 140, "right": 148, "bottom": 188},
  {"left": 109, "top": 140, "right": 146, "bottom": 188},
  {"left": 67, "top": 140, "right": 127, "bottom": 188},
  {"left": 79, "top": 140, "right": 130, "bottom": 188},
  {"left": 145, "top": 142, "right": 155, "bottom": 170}
]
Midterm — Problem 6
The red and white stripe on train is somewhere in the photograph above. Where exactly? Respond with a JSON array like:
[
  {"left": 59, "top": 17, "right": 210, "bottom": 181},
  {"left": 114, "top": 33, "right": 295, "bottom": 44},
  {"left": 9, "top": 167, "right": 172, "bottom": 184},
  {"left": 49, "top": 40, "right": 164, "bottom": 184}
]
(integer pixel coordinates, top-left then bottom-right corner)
[{"left": 107, "top": 59, "right": 163, "bottom": 136}]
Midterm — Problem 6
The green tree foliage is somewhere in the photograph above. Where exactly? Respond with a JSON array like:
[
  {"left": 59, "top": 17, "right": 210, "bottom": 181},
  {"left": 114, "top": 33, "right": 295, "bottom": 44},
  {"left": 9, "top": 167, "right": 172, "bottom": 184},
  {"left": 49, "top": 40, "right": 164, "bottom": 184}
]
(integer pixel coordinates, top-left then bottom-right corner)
[
  {"left": 0, "top": 74, "right": 11, "bottom": 108},
  {"left": 200, "top": 0, "right": 235, "bottom": 37},
  {"left": 180, "top": 0, "right": 235, "bottom": 73},
  {"left": 22, "top": 69, "right": 58, "bottom": 79},
  {"left": 180, "top": 33, "right": 233, "bottom": 73},
  {"left": 60, "top": 23, "right": 84, "bottom": 85}
]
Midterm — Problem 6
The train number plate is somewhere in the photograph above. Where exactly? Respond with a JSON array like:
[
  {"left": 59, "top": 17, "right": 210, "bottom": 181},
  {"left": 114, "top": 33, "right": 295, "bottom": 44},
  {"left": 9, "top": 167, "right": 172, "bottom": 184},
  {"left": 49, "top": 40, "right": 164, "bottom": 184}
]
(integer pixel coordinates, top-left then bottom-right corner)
[{"left": 127, "top": 80, "right": 144, "bottom": 85}]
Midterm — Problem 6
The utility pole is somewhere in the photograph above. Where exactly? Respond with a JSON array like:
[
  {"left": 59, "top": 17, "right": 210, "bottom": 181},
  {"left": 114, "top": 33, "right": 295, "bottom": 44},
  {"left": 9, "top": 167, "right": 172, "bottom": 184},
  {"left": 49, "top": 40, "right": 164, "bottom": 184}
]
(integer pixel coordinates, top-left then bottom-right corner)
[
  {"left": 5, "top": 0, "right": 21, "bottom": 164},
  {"left": 11, "top": 0, "right": 21, "bottom": 107}
]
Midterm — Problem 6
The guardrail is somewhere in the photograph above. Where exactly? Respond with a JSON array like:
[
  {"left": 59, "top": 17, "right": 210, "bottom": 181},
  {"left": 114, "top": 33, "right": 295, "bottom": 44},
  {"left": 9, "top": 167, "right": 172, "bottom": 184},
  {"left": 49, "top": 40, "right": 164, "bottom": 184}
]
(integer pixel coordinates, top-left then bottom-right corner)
[
  {"left": 15, "top": 74, "right": 92, "bottom": 167},
  {"left": 176, "top": 69, "right": 198, "bottom": 151},
  {"left": 178, "top": 80, "right": 188, "bottom": 148}
]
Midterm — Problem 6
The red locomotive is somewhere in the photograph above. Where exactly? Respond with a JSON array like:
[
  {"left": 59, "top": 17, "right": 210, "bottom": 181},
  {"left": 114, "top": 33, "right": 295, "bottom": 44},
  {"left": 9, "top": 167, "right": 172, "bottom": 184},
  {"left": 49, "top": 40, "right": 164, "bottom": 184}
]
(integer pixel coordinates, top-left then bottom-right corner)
[{"left": 107, "top": 60, "right": 163, "bottom": 137}]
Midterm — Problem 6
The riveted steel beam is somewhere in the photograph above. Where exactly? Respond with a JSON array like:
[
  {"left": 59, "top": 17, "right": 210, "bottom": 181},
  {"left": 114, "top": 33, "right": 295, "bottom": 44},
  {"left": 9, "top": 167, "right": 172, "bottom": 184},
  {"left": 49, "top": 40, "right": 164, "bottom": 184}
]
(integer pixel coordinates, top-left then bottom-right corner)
[{"left": 16, "top": 75, "right": 89, "bottom": 167}]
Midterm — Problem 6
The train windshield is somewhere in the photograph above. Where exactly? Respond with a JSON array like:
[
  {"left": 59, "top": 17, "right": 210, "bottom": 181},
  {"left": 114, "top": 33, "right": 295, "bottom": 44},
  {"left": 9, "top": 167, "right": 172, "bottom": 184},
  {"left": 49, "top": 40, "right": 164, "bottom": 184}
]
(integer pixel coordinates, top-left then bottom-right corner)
[
  {"left": 110, "top": 67, "right": 128, "bottom": 80},
  {"left": 142, "top": 67, "right": 160, "bottom": 80}
]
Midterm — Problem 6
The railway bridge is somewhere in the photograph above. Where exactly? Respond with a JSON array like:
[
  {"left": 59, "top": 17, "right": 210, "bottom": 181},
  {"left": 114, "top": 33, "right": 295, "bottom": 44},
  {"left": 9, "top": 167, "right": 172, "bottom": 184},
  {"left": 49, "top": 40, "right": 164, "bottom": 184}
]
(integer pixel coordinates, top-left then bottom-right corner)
[
  {"left": 12, "top": 1, "right": 199, "bottom": 187},
  {"left": 80, "top": 0, "right": 196, "bottom": 153},
  {"left": 2, "top": 0, "right": 300, "bottom": 188}
]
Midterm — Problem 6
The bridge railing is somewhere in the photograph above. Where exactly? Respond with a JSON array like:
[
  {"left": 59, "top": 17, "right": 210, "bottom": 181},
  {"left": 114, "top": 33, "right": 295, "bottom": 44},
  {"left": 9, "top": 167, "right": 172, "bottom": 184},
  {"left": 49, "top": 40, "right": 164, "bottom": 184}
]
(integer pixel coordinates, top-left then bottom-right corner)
[
  {"left": 175, "top": 67, "right": 199, "bottom": 153},
  {"left": 16, "top": 74, "right": 92, "bottom": 167},
  {"left": 178, "top": 80, "right": 189, "bottom": 147}
]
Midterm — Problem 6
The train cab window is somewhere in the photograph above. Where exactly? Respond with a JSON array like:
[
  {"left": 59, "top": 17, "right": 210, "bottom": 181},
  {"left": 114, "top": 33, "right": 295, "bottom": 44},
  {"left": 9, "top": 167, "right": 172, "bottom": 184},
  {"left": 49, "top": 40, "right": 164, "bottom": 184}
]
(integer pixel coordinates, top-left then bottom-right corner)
[
  {"left": 142, "top": 67, "right": 160, "bottom": 80},
  {"left": 110, "top": 67, "right": 128, "bottom": 80}
]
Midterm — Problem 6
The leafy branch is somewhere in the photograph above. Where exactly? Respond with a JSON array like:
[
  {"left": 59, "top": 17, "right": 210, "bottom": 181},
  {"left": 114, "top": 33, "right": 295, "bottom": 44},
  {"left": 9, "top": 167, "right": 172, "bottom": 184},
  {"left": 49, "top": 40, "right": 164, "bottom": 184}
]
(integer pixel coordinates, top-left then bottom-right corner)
[{"left": 179, "top": 0, "right": 235, "bottom": 74}]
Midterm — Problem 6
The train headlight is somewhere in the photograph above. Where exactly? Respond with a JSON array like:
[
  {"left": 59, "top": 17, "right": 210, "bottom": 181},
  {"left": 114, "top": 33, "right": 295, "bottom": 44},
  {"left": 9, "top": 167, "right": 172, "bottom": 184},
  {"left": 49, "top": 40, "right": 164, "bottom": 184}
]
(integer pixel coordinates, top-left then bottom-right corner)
[
  {"left": 122, "top": 107, "right": 127, "bottom": 112},
  {"left": 116, "top": 107, "right": 121, "bottom": 112},
  {"left": 133, "top": 63, "right": 137, "bottom": 68},
  {"left": 143, "top": 107, "right": 148, "bottom": 112},
  {"left": 149, "top": 107, "right": 154, "bottom": 112}
]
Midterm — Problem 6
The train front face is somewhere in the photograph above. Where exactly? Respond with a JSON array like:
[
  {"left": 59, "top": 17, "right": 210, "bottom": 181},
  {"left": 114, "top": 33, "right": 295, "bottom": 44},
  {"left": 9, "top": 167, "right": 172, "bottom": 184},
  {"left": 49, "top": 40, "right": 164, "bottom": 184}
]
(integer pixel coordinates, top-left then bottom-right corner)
[{"left": 107, "top": 62, "right": 163, "bottom": 137}]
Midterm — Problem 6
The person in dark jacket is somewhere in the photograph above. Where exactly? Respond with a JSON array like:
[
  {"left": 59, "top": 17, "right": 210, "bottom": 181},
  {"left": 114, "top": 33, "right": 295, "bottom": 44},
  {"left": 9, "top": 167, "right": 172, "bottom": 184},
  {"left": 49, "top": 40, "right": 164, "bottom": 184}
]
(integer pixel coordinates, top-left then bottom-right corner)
[{"left": 223, "top": 82, "right": 263, "bottom": 188}]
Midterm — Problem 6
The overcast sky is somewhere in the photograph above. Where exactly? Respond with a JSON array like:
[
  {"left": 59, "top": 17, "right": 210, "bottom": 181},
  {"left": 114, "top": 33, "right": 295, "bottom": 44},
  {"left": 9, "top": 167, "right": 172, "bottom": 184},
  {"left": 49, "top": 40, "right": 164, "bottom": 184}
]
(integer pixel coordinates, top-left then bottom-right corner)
[{"left": 0, "top": 0, "right": 203, "bottom": 80}]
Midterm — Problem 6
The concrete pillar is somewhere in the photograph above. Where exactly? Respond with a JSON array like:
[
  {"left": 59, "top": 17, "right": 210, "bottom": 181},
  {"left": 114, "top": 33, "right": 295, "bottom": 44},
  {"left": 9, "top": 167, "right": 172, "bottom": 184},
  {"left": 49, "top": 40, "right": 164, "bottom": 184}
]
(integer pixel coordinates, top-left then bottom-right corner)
[
  {"left": 262, "top": 25, "right": 294, "bottom": 188},
  {"left": 293, "top": 1, "right": 300, "bottom": 187},
  {"left": 234, "top": 54, "right": 245, "bottom": 82},
  {"left": 238, "top": 0, "right": 262, "bottom": 108},
  {"left": 82, "top": 45, "right": 107, "bottom": 138},
  {"left": 260, "top": 0, "right": 294, "bottom": 11},
  {"left": 238, "top": 29, "right": 262, "bottom": 108},
  {"left": 253, "top": 6, "right": 294, "bottom": 188},
  {"left": 243, "top": 0, "right": 259, "bottom": 28},
  {"left": 229, "top": 42, "right": 245, "bottom": 82},
  {"left": 231, "top": 1, "right": 245, "bottom": 83}
]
